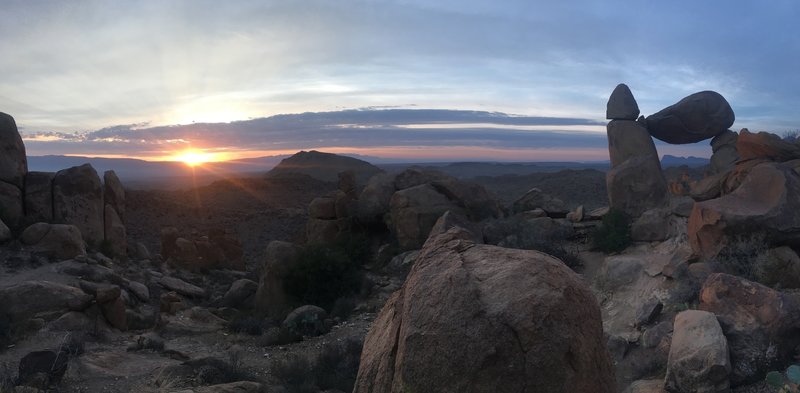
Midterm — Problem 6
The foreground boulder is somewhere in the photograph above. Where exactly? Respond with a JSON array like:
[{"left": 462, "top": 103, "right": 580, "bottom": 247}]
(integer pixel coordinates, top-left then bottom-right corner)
[
  {"left": 688, "top": 162, "right": 800, "bottom": 258},
  {"left": 699, "top": 273, "right": 800, "bottom": 385},
  {"left": 644, "top": 91, "right": 734, "bottom": 144},
  {"left": 53, "top": 163, "right": 104, "bottom": 244},
  {"left": 0, "top": 112, "right": 28, "bottom": 188},
  {"left": 20, "top": 222, "right": 85, "bottom": 260},
  {"left": 0, "top": 281, "right": 92, "bottom": 322},
  {"left": 664, "top": 310, "right": 730, "bottom": 393},
  {"left": 354, "top": 227, "right": 616, "bottom": 393}
]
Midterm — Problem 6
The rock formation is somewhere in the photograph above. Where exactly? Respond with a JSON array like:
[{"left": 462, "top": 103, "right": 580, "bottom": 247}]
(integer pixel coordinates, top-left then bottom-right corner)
[
  {"left": 606, "top": 83, "right": 640, "bottom": 120},
  {"left": 53, "top": 163, "right": 104, "bottom": 244},
  {"left": 664, "top": 310, "right": 730, "bottom": 392},
  {"left": 644, "top": 91, "right": 735, "bottom": 144},
  {"left": 354, "top": 227, "right": 616, "bottom": 393}
]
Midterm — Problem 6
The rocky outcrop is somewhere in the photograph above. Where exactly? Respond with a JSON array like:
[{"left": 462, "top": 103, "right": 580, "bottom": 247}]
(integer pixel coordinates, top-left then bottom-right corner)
[
  {"left": 389, "top": 183, "right": 464, "bottom": 250},
  {"left": 24, "top": 171, "right": 55, "bottom": 223},
  {"left": 354, "top": 227, "right": 616, "bottom": 393},
  {"left": 664, "top": 310, "right": 730, "bottom": 393},
  {"left": 737, "top": 128, "right": 800, "bottom": 162},
  {"left": 607, "top": 83, "right": 640, "bottom": 120},
  {"left": 282, "top": 305, "right": 329, "bottom": 337},
  {"left": 254, "top": 240, "right": 300, "bottom": 319},
  {"left": 0, "top": 112, "right": 28, "bottom": 189},
  {"left": 699, "top": 273, "right": 800, "bottom": 385},
  {"left": 53, "top": 164, "right": 104, "bottom": 244},
  {"left": 0, "top": 180, "right": 23, "bottom": 229},
  {"left": 220, "top": 279, "right": 258, "bottom": 309},
  {"left": 20, "top": 222, "right": 85, "bottom": 260},
  {"left": 103, "top": 170, "right": 125, "bottom": 223},
  {"left": 0, "top": 281, "right": 92, "bottom": 322},
  {"left": 356, "top": 173, "right": 396, "bottom": 224},
  {"left": 688, "top": 162, "right": 800, "bottom": 258},
  {"left": 103, "top": 205, "right": 126, "bottom": 257},
  {"left": 512, "top": 187, "right": 568, "bottom": 216},
  {"left": 161, "top": 228, "right": 244, "bottom": 271},
  {"left": 709, "top": 130, "right": 739, "bottom": 175},
  {"left": 644, "top": 91, "right": 735, "bottom": 144},
  {"left": 605, "top": 89, "right": 669, "bottom": 218}
]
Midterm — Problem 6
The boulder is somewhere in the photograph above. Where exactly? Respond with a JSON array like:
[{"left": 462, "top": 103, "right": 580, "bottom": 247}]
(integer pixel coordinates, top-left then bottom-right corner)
[
  {"left": 567, "top": 205, "right": 584, "bottom": 222},
  {"left": 688, "top": 163, "right": 800, "bottom": 258},
  {"left": 103, "top": 170, "right": 125, "bottom": 223},
  {"left": 737, "top": 128, "right": 800, "bottom": 162},
  {"left": 512, "top": 187, "right": 568, "bottom": 216},
  {"left": 644, "top": 91, "right": 735, "bottom": 144},
  {"left": 53, "top": 163, "right": 104, "bottom": 243},
  {"left": 208, "top": 228, "right": 245, "bottom": 270},
  {"left": 0, "top": 281, "right": 92, "bottom": 322},
  {"left": 394, "top": 168, "right": 450, "bottom": 190},
  {"left": 126, "top": 281, "right": 150, "bottom": 302},
  {"left": 0, "top": 218, "right": 10, "bottom": 242},
  {"left": 607, "top": 156, "right": 669, "bottom": 217},
  {"left": 282, "top": 305, "right": 329, "bottom": 337},
  {"left": 754, "top": 246, "right": 800, "bottom": 289},
  {"left": 100, "top": 296, "right": 127, "bottom": 330},
  {"left": 254, "top": 240, "right": 300, "bottom": 318},
  {"left": 220, "top": 279, "right": 258, "bottom": 309},
  {"left": 308, "top": 196, "right": 337, "bottom": 219},
  {"left": 104, "top": 205, "right": 127, "bottom": 257},
  {"left": 353, "top": 228, "right": 616, "bottom": 393},
  {"left": 607, "top": 120, "right": 663, "bottom": 168},
  {"left": 709, "top": 130, "right": 739, "bottom": 175},
  {"left": 338, "top": 170, "right": 358, "bottom": 197},
  {"left": 389, "top": 183, "right": 463, "bottom": 250},
  {"left": 357, "top": 173, "right": 396, "bottom": 224},
  {"left": 630, "top": 208, "right": 673, "bottom": 242},
  {"left": 306, "top": 217, "right": 345, "bottom": 244},
  {"left": 429, "top": 177, "right": 502, "bottom": 220},
  {"left": 606, "top": 83, "right": 640, "bottom": 120},
  {"left": 334, "top": 189, "right": 357, "bottom": 218},
  {"left": 689, "top": 172, "right": 726, "bottom": 201},
  {"left": 20, "top": 223, "right": 85, "bottom": 260},
  {"left": 699, "top": 273, "right": 800, "bottom": 385},
  {"left": 24, "top": 171, "right": 55, "bottom": 223},
  {"left": 427, "top": 210, "right": 482, "bottom": 244},
  {"left": 0, "top": 112, "right": 27, "bottom": 188},
  {"left": 157, "top": 276, "right": 206, "bottom": 298},
  {"left": 664, "top": 310, "right": 730, "bottom": 393},
  {"left": 0, "top": 180, "right": 23, "bottom": 230}
]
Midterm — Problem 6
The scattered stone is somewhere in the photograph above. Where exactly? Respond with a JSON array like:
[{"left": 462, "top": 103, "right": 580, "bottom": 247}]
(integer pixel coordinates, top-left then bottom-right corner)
[
  {"left": 644, "top": 91, "right": 735, "bottom": 144},
  {"left": 220, "top": 279, "right": 258, "bottom": 308},
  {"left": 354, "top": 227, "right": 616, "bottom": 393},
  {"left": 633, "top": 298, "right": 663, "bottom": 329},
  {"left": 606, "top": 83, "right": 640, "bottom": 120},
  {"left": 664, "top": 310, "right": 730, "bottom": 393},
  {"left": 158, "top": 276, "right": 206, "bottom": 298}
]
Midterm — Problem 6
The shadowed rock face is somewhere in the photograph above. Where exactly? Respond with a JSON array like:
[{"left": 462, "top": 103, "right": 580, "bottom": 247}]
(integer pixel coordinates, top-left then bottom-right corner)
[
  {"left": 688, "top": 162, "right": 800, "bottom": 258},
  {"left": 0, "top": 112, "right": 27, "bottom": 189},
  {"left": 644, "top": 90, "right": 734, "bottom": 144},
  {"left": 354, "top": 227, "right": 616, "bottom": 393},
  {"left": 53, "top": 163, "right": 104, "bottom": 244},
  {"left": 606, "top": 83, "right": 640, "bottom": 120}
]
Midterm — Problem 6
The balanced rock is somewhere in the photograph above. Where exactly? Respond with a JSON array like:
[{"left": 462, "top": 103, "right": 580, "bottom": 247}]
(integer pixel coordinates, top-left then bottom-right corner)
[
  {"left": 24, "top": 171, "right": 55, "bottom": 223},
  {"left": 354, "top": 227, "right": 616, "bottom": 393},
  {"left": 53, "top": 163, "right": 104, "bottom": 244},
  {"left": 0, "top": 112, "right": 28, "bottom": 188},
  {"left": 664, "top": 310, "right": 730, "bottom": 393},
  {"left": 606, "top": 83, "right": 640, "bottom": 120},
  {"left": 700, "top": 273, "right": 800, "bottom": 385},
  {"left": 737, "top": 128, "right": 800, "bottom": 162},
  {"left": 644, "top": 91, "right": 735, "bottom": 144},
  {"left": 606, "top": 119, "right": 668, "bottom": 217},
  {"left": 689, "top": 162, "right": 800, "bottom": 258}
]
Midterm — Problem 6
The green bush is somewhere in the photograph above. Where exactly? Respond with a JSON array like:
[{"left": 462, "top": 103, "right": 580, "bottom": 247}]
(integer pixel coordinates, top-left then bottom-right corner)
[
  {"left": 284, "top": 234, "right": 366, "bottom": 311},
  {"left": 592, "top": 209, "right": 631, "bottom": 253}
]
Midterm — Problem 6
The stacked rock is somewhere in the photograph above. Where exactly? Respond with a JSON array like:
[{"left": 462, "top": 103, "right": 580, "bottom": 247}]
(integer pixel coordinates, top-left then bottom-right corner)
[
  {"left": 605, "top": 84, "right": 669, "bottom": 217},
  {"left": 0, "top": 112, "right": 28, "bottom": 231}
]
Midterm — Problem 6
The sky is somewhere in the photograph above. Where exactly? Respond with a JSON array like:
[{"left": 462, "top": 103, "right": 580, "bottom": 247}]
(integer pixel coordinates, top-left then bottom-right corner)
[{"left": 1, "top": 0, "right": 798, "bottom": 162}]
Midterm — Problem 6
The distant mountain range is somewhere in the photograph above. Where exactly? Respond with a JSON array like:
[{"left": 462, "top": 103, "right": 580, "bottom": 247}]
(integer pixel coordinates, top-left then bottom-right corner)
[{"left": 25, "top": 153, "right": 709, "bottom": 189}]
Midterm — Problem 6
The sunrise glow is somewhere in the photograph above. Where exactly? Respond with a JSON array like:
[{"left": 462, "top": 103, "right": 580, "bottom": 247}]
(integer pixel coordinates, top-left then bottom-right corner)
[{"left": 171, "top": 149, "right": 227, "bottom": 166}]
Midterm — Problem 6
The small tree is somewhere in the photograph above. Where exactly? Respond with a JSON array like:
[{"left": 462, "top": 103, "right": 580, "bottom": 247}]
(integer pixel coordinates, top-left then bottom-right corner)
[{"left": 592, "top": 209, "right": 631, "bottom": 253}]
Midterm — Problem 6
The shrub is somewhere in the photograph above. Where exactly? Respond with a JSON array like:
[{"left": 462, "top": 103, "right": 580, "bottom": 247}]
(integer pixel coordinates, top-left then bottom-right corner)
[
  {"left": 271, "top": 337, "right": 363, "bottom": 393},
  {"left": 592, "top": 209, "right": 631, "bottom": 253},
  {"left": 284, "top": 234, "right": 366, "bottom": 311},
  {"left": 783, "top": 130, "right": 799, "bottom": 143},
  {"left": 710, "top": 234, "right": 766, "bottom": 280}
]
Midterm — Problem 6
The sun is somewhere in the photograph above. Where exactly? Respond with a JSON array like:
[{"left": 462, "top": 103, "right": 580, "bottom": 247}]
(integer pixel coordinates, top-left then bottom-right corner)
[{"left": 173, "top": 149, "right": 214, "bottom": 167}]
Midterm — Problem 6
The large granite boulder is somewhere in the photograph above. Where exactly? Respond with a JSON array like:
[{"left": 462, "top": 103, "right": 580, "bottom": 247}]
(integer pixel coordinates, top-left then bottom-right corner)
[
  {"left": 606, "top": 83, "right": 640, "bottom": 120},
  {"left": 664, "top": 310, "right": 731, "bottom": 393},
  {"left": 0, "top": 180, "right": 23, "bottom": 230},
  {"left": 699, "top": 273, "right": 800, "bottom": 385},
  {"left": 709, "top": 130, "right": 739, "bottom": 175},
  {"left": 0, "top": 281, "right": 92, "bottom": 322},
  {"left": 0, "top": 112, "right": 27, "bottom": 188},
  {"left": 389, "top": 184, "right": 463, "bottom": 250},
  {"left": 254, "top": 240, "right": 300, "bottom": 319},
  {"left": 354, "top": 228, "right": 616, "bottom": 393},
  {"left": 357, "top": 173, "right": 396, "bottom": 224},
  {"left": 24, "top": 172, "right": 55, "bottom": 223},
  {"left": 20, "top": 222, "right": 85, "bottom": 260},
  {"left": 103, "top": 170, "right": 125, "bottom": 223},
  {"left": 53, "top": 164, "right": 104, "bottom": 244},
  {"left": 737, "top": 128, "right": 800, "bottom": 162},
  {"left": 606, "top": 119, "right": 668, "bottom": 217},
  {"left": 103, "top": 204, "right": 127, "bottom": 257},
  {"left": 688, "top": 162, "right": 800, "bottom": 258},
  {"left": 644, "top": 91, "right": 735, "bottom": 144}
]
